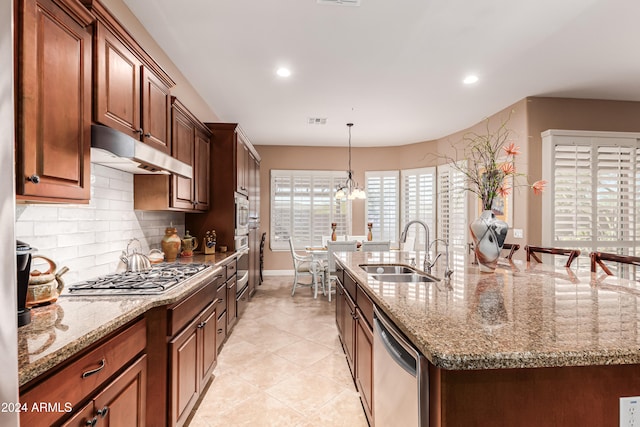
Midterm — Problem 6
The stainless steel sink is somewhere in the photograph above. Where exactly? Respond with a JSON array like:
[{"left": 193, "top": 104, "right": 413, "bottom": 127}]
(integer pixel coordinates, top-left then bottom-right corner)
[
  {"left": 370, "top": 273, "right": 438, "bottom": 283},
  {"left": 361, "top": 264, "right": 439, "bottom": 283},
  {"left": 360, "top": 264, "right": 421, "bottom": 275}
]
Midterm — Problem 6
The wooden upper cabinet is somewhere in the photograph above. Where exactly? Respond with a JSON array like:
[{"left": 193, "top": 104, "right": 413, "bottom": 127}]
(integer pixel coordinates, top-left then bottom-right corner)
[
  {"left": 236, "top": 134, "right": 249, "bottom": 195},
  {"left": 194, "top": 127, "right": 211, "bottom": 211},
  {"left": 15, "top": 0, "right": 93, "bottom": 203},
  {"left": 141, "top": 65, "right": 171, "bottom": 154},
  {"left": 171, "top": 102, "right": 196, "bottom": 210},
  {"left": 94, "top": 21, "right": 141, "bottom": 138},
  {"left": 84, "top": 0, "right": 174, "bottom": 153},
  {"left": 133, "top": 98, "right": 210, "bottom": 212}
]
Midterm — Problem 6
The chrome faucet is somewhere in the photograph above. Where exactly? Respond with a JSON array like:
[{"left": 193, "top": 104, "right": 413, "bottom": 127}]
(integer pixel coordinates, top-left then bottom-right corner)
[
  {"left": 430, "top": 239, "right": 453, "bottom": 279},
  {"left": 400, "top": 220, "right": 432, "bottom": 273}
]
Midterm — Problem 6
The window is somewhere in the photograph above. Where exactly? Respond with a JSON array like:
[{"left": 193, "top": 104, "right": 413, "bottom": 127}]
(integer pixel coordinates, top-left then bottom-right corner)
[
  {"left": 400, "top": 167, "right": 436, "bottom": 250},
  {"left": 270, "top": 170, "right": 349, "bottom": 250},
  {"left": 365, "top": 171, "right": 400, "bottom": 242},
  {"left": 542, "top": 131, "right": 640, "bottom": 276},
  {"left": 437, "top": 163, "right": 468, "bottom": 253}
]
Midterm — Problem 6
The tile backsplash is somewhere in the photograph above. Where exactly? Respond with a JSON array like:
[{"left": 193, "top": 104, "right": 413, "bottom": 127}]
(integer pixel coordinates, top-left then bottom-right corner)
[{"left": 15, "top": 164, "right": 185, "bottom": 284}]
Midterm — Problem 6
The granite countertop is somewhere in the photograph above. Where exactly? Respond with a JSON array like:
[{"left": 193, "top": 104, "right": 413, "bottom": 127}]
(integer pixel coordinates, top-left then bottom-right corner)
[
  {"left": 336, "top": 250, "right": 640, "bottom": 371},
  {"left": 17, "top": 251, "right": 236, "bottom": 387}
]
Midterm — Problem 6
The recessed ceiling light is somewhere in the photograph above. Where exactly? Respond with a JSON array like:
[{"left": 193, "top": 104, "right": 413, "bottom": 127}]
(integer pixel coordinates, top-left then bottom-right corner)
[
  {"left": 276, "top": 67, "right": 291, "bottom": 77},
  {"left": 463, "top": 75, "right": 479, "bottom": 85}
]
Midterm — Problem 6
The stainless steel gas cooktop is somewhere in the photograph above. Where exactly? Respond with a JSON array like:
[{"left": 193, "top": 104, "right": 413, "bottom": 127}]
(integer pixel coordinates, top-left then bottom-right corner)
[{"left": 66, "top": 263, "right": 211, "bottom": 296}]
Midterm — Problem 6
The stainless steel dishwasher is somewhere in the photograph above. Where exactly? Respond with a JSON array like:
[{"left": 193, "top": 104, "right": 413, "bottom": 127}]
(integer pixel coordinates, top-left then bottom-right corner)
[{"left": 373, "top": 306, "right": 429, "bottom": 427}]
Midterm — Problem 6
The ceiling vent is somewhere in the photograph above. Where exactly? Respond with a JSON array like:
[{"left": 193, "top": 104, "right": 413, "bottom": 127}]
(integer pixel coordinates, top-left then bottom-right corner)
[
  {"left": 317, "top": 0, "right": 361, "bottom": 6},
  {"left": 308, "top": 117, "right": 328, "bottom": 125}
]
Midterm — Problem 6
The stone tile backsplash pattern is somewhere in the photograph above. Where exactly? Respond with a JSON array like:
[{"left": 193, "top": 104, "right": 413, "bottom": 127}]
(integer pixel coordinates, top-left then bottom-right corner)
[{"left": 16, "top": 164, "right": 185, "bottom": 285}]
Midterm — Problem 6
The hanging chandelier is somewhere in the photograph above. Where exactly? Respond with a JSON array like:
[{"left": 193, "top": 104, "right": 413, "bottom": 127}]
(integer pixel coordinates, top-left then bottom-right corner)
[{"left": 335, "top": 123, "right": 366, "bottom": 200}]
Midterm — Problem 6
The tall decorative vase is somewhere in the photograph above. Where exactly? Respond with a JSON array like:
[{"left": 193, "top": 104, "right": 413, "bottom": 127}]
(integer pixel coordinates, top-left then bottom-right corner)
[
  {"left": 469, "top": 210, "right": 508, "bottom": 272},
  {"left": 161, "top": 227, "right": 181, "bottom": 262}
]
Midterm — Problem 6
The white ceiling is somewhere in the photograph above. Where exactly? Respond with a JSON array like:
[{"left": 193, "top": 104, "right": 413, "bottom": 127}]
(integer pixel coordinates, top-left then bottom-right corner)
[{"left": 122, "top": 0, "right": 640, "bottom": 147}]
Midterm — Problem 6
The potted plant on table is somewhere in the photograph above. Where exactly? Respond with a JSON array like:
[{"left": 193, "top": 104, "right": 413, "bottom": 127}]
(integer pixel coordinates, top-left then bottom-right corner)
[{"left": 442, "top": 113, "right": 546, "bottom": 272}]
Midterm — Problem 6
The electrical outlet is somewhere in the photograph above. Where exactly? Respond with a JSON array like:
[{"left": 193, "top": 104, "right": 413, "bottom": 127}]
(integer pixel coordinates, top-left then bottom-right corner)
[
  {"left": 513, "top": 228, "right": 523, "bottom": 239},
  {"left": 620, "top": 396, "right": 639, "bottom": 426}
]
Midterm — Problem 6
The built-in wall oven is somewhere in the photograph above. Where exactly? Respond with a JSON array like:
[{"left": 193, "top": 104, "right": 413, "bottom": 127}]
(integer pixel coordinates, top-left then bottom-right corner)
[{"left": 235, "top": 193, "right": 249, "bottom": 237}]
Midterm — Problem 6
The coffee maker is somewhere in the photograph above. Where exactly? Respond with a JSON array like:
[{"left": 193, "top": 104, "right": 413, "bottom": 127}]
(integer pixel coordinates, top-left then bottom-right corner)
[{"left": 17, "top": 240, "right": 36, "bottom": 327}]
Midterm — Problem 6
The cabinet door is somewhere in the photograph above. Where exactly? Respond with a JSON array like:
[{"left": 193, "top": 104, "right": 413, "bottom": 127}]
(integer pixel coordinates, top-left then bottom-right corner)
[
  {"left": 344, "top": 290, "right": 356, "bottom": 375},
  {"left": 93, "top": 354, "right": 147, "bottom": 427},
  {"left": 61, "top": 400, "right": 95, "bottom": 427},
  {"left": 335, "top": 281, "right": 346, "bottom": 339},
  {"left": 193, "top": 127, "right": 210, "bottom": 211},
  {"left": 200, "top": 305, "right": 217, "bottom": 385},
  {"left": 169, "top": 318, "right": 200, "bottom": 427},
  {"left": 94, "top": 22, "right": 141, "bottom": 137},
  {"left": 236, "top": 136, "right": 249, "bottom": 194},
  {"left": 226, "top": 277, "right": 237, "bottom": 330},
  {"left": 171, "top": 105, "right": 195, "bottom": 210},
  {"left": 16, "top": 0, "right": 92, "bottom": 202},
  {"left": 356, "top": 313, "right": 374, "bottom": 424},
  {"left": 141, "top": 66, "right": 171, "bottom": 154},
  {"left": 216, "top": 311, "right": 227, "bottom": 353}
]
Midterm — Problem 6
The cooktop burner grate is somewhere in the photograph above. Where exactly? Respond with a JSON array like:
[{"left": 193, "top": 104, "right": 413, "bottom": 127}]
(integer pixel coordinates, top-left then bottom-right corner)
[{"left": 67, "top": 263, "right": 211, "bottom": 295}]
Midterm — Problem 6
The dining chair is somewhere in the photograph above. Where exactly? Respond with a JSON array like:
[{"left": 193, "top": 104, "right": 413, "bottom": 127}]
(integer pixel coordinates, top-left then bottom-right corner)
[
  {"left": 525, "top": 245, "right": 581, "bottom": 268},
  {"left": 361, "top": 241, "right": 391, "bottom": 251},
  {"left": 289, "top": 238, "right": 323, "bottom": 297},
  {"left": 590, "top": 252, "right": 640, "bottom": 276},
  {"left": 502, "top": 243, "right": 520, "bottom": 260},
  {"left": 326, "top": 241, "right": 357, "bottom": 302}
]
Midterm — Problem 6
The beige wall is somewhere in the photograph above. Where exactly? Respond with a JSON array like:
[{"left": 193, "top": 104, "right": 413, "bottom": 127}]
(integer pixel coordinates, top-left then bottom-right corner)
[{"left": 101, "top": 0, "right": 219, "bottom": 122}]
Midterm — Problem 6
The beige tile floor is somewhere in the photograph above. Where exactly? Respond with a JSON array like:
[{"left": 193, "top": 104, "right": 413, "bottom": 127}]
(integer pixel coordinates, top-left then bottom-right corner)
[{"left": 187, "top": 276, "right": 369, "bottom": 427}]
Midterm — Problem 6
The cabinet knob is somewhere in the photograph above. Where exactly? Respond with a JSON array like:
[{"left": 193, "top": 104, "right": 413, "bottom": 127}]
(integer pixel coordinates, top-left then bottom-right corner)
[
  {"left": 97, "top": 406, "right": 109, "bottom": 418},
  {"left": 26, "top": 174, "right": 40, "bottom": 184},
  {"left": 134, "top": 128, "right": 143, "bottom": 135},
  {"left": 86, "top": 417, "right": 98, "bottom": 427},
  {"left": 144, "top": 132, "right": 151, "bottom": 137}
]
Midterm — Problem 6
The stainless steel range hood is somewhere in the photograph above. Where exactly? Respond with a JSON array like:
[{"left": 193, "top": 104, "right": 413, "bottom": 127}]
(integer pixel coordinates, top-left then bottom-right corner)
[{"left": 90, "top": 125, "right": 192, "bottom": 178}]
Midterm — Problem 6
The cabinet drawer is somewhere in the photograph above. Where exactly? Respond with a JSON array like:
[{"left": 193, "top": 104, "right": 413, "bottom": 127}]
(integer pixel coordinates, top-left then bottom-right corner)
[
  {"left": 225, "top": 259, "right": 237, "bottom": 279},
  {"left": 356, "top": 285, "right": 374, "bottom": 329},
  {"left": 20, "top": 318, "right": 146, "bottom": 426},
  {"left": 168, "top": 275, "right": 222, "bottom": 336},
  {"left": 343, "top": 271, "right": 357, "bottom": 301},
  {"left": 216, "top": 283, "right": 226, "bottom": 316}
]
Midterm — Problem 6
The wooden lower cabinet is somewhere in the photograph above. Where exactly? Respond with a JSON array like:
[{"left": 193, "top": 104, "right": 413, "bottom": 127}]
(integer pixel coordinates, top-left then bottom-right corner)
[
  {"left": 336, "top": 281, "right": 356, "bottom": 375},
  {"left": 63, "top": 354, "right": 147, "bottom": 426},
  {"left": 355, "top": 310, "right": 373, "bottom": 424},
  {"left": 169, "top": 301, "right": 217, "bottom": 427},
  {"left": 335, "top": 271, "right": 374, "bottom": 425},
  {"left": 20, "top": 318, "right": 146, "bottom": 426},
  {"left": 226, "top": 276, "right": 237, "bottom": 331}
]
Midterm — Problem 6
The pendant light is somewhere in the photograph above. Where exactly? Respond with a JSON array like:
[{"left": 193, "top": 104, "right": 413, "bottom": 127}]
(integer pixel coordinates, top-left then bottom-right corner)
[{"left": 335, "top": 123, "right": 366, "bottom": 200}]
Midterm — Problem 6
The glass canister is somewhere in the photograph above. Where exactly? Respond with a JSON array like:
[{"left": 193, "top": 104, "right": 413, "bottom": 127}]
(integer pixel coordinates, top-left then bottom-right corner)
[{"left": 161, "top": 227, "right": 181, "bottom": 262}]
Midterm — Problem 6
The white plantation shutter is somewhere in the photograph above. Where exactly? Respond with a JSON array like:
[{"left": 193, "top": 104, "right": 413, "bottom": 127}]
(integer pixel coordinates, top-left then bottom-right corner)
[
  {"left": 400, "top": 167, "right": 436, "bottom": 250},
  {"left": 542, "top": 131, "right": 640, "bottom": 276},
  {"left": 437, "top": 163, "right": 468, "bottom": 253},
  {"left": 553, "top": 144, "right": 593, "bottom": 243},
  {"left": 365, "top": 171, "right": 400, "bottom": 242},
  {"left": 270, "top": 170, "right": 349, "bottom": 250}
]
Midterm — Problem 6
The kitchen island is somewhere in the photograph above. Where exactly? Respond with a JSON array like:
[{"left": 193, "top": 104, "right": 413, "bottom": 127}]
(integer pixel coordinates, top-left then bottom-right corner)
[{"left": 336, "top": 250, "right": 640, "bottom": 426}]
